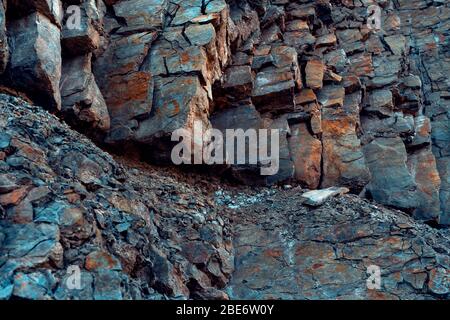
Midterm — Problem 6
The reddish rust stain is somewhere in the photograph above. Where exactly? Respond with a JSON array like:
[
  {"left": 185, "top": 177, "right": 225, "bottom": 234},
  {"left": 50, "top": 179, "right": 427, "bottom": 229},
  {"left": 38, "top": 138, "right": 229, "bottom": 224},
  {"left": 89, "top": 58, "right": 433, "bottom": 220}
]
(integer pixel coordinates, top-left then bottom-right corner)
[
  {"left": 0, "top": 186, "right": 30, "bottom": 206},
  {"left": 312, "top": 263, "right": 324, "bottom": 270},
  {"left": 180, "top": 52, "right": 191, "bottom": 64},
  {"left": 164, "top": 100, "right": 180, "bottom": 117},
  {"left": 322, "top": 119, "right": 352, "bottom": 136},
  {"left": 85, "top": 252, "right": 116, "bottom": 271},
  {"left": 264, "top": 248, "right": 283, "bottom": 258}
]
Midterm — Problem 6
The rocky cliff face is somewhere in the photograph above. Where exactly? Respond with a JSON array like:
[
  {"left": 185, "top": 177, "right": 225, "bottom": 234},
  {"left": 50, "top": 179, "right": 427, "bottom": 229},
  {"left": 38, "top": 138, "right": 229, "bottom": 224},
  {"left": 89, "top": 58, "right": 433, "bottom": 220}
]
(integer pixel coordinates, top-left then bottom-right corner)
[
  {"left": 0, "top": 0, "right": 449, "bottom": 300},
  {"left": 1, "top": 94, "right": 449, "bottom": 300},
  {"left": 0, "top": 0, "right": 448, "bottom": 225}
]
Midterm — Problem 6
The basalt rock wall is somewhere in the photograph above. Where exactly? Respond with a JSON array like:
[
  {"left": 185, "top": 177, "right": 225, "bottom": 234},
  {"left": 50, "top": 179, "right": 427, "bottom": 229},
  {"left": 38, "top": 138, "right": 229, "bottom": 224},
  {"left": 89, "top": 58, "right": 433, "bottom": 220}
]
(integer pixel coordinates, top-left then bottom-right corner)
[{"left": 0, "top": 0, "right": 449, "bottom": 224}]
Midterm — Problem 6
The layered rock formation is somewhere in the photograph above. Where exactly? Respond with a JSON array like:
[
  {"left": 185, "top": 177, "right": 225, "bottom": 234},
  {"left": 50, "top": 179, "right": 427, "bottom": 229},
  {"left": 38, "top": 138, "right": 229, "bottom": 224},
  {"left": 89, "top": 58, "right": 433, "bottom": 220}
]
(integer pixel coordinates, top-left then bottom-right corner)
[
  {"left": 0, "top": 0, "right": 447, "bottom": 225},
  {"left": 0, "top": 0, "right": 448, "bottom": 302}
]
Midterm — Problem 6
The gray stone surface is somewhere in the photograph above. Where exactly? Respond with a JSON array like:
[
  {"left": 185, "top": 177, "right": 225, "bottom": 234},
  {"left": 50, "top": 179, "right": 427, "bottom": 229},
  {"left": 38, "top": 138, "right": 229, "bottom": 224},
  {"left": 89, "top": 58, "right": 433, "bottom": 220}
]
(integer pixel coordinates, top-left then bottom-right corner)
[{"left": 8, "top": 12, "right": 61, "bottom": 110}]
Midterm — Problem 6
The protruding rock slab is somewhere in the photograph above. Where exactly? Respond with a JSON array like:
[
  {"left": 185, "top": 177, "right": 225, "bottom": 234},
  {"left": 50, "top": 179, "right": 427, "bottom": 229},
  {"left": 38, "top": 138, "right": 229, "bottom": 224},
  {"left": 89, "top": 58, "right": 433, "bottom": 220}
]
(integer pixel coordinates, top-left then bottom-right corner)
[
  {"left": 0, "top": 222, "right": 61, "bottom": 269},
  {"left": 288, "top": 122, "right": 322, "bottom": 189},
  {"left": 251, "top": 46, "right": 301, "bottom": 113},
  {"left": 262, "top": 117, "right": 295, "bottom": 185},
  {"left": 305, "top": 60, "right": 325, "bottom": 90},
  {"left": 8, "top": 12, "right": 62, "bottom": 110},
  {"left": 135, "top": 75, "right": 210, "bottom": 145},
  {"left": 211, "top": 104, "right": 264, "bottom": 184},
  {"left": 93, "top": 32, "right": 156, "bottom": 133},
  {"left": 301, "top": 187, "right": 350, "bottom": 206},
  {"left": 407, "top": 148, "right": 442, "bottom": 221},
  {"left": 61, "top": 2, "right": 101, "bottom": 56},
  {"left": 60, "top": 54, "right": 110, "bottom": 132},
  {"left": 365, "top": 89, "right": 394, "bottom": 116},
  {"left": 9, "top": 0, "right": 63, "bottom": 26},
  {"left": 113, "top": 0, "right": 167, "bottom": 33},
  {"left": 321, "top": 92, "right": 370, "bottom": 191},
  {"left": 317, "top": 85, "right": 345, "bottom": 108},
  {"left": 363, "top": 137, "right": 419, "bottom": 210}
]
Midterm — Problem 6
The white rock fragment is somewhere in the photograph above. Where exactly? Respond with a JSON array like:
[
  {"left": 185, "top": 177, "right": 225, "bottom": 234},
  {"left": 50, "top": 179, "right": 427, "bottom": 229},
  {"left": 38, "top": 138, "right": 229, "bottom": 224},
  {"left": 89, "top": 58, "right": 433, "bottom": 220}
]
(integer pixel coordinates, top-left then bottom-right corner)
[{"left": 301, "top": 187, "right": 350, "bottom": 206}]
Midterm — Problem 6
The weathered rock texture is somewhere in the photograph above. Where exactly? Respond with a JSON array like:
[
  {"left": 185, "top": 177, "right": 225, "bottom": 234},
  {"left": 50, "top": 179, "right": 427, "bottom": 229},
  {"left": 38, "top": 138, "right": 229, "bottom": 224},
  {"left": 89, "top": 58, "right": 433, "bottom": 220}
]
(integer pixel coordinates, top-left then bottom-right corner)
[
  {"left": 219, "top": 187, "right": 450, "bottom": 300},
  {"left": 0, "top": 95, "right": 233, "bottom": 300},
  {"left": 0, "top": 0, "right": 448, "bottom": 226},
  {"left": 1, "top": 95, "right": 449, "bottom": 300}
]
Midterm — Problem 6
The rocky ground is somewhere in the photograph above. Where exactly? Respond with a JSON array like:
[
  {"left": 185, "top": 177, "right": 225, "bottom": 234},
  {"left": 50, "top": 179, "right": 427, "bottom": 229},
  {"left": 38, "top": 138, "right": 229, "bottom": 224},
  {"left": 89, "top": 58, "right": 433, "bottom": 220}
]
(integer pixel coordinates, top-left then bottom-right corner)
[
  {"left": 222, "top": 188, "right": 450, "bottom": 299},
  {"left": 1, "top": 95, "right": 449, "bottom": 300},
  {"left": 0, "top": 94, "right": 233, "bottom": 300}
]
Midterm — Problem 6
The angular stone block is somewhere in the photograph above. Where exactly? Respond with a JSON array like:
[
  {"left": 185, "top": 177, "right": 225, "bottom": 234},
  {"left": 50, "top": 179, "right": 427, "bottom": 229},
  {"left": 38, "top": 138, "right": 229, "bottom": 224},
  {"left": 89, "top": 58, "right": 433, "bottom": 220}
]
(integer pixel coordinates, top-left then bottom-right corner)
[
  {"left": 407, "top": 148, "right": 442, "bottom": 221},
  {"left": 321, "top": 92, "right": 370, "bottom": 191},
  {"left": 9, "top": 0, "right": 63, "bottom": 27},
  {"left": 113, "top": 0, "right": 167, "bottom": 33},
  {"left": 363, "top": 137, "right": 419, "bottom": 210},
  {"left": 288, "top": 122, "right": 322, "bottom": 189},
  {"left": 61, "top": 54, "right": 110, "bottom": 132},
  {"left": 8, "top": 12, "right": 62, "bottom": 110}
]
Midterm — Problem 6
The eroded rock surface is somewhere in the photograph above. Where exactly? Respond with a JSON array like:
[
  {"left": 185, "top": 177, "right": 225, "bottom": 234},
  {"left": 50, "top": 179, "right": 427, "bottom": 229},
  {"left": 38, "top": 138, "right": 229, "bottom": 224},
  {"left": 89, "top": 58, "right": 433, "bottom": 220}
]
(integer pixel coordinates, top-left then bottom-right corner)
[
  {"left": 7, "top": 12, "right": 62, "bottom": 110},
  {"left": 222, "top": 187, "right": 450, "bottom": 300},
  {"left": 0, "top": 0, "right": 448, "bottom": 224},
  {"left": 1, "top": 95, "right": 449, "bottom": 300},
  {"left": 0, "top": 95, "right": 233, "bottom": 300}
]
